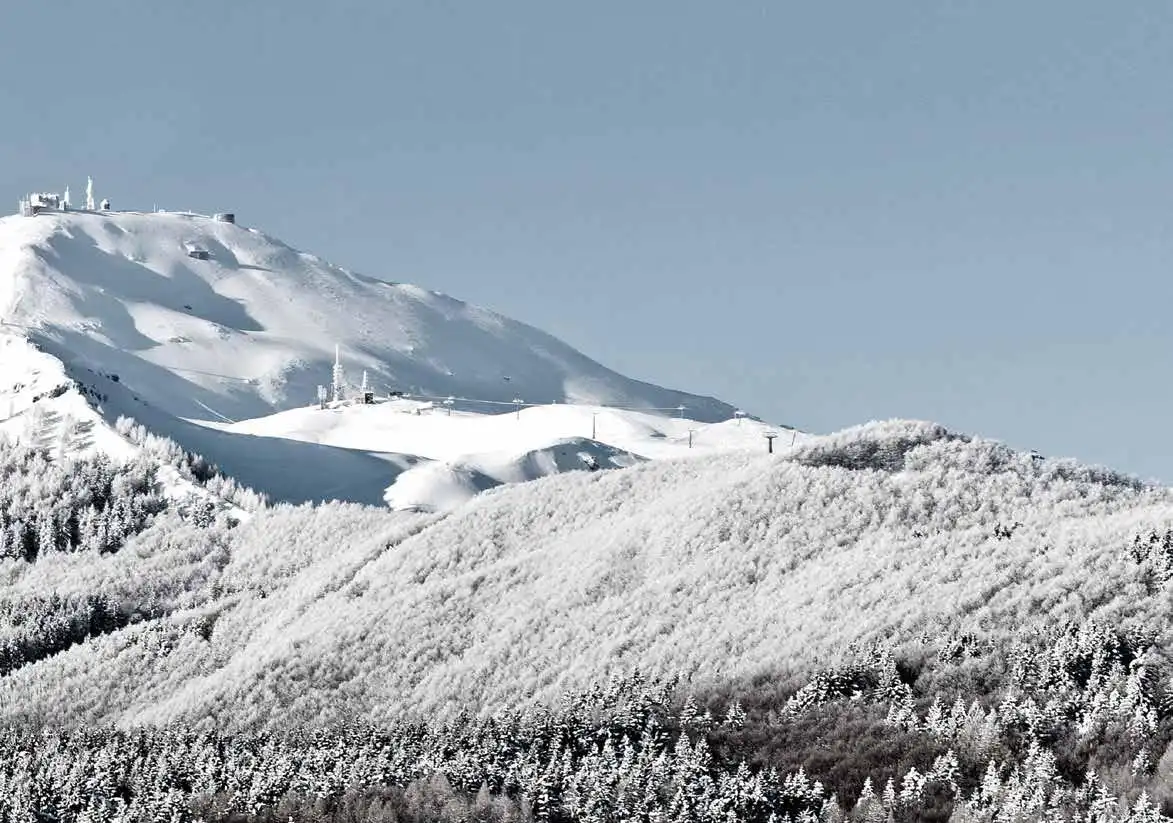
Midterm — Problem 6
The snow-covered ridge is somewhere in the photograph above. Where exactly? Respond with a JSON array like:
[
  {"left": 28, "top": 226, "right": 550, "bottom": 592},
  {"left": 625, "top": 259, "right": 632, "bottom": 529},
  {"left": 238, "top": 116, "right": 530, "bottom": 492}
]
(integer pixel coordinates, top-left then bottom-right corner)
[
  {"left": 0, "top": 208, "right": 764, "bottom": 507},
  {"left": 2, "top": 419, "right": 1169, "bottom": 728},
  {"left": 0, "top": 209, "right": 734, "bottom": 423}
]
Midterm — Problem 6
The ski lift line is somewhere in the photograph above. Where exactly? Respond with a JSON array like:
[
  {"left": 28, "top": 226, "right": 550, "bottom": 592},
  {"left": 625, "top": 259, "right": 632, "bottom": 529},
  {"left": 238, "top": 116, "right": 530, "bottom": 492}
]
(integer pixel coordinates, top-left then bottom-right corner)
[
  {"left": 159, "top": 365, "right": 255, "bottom": 383},
  {"left": 398, "top": 392, "right": 703, "bottom": 416},
  {"left": 192, "top": 398, "right": 237, "bottom": 424},
  {"left": 403, "top": 392, "right": 684, "bottom": 411},
  {"left": 405, "top": 394, "right": 530, "bottom": 408},
  {"left": 401, "top": 393, "right": 805, "bottom": 437}
]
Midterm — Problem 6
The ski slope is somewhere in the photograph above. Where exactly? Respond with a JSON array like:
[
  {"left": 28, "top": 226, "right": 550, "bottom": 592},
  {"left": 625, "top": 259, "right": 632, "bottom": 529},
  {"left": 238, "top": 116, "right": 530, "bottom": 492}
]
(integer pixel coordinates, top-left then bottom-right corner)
[
  {"left": 0, "top": 208, "right": 775, "bottom": 507},
  {"left": 199, "top": 399, "right": 800, "bottom": 511}
]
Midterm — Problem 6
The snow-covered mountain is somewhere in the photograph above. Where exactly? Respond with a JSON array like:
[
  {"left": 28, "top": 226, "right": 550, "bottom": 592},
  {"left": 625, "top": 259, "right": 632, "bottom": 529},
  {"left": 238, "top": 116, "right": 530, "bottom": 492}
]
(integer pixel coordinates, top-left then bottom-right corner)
[
  {"left": 9, "top": 211, "right": 1173, "bottom": 822},
  {"left": 0, "top": 210, "right": 733, "bottom": 421},
  {"left": 0, "top": 208, "right": 759, "bottom": 507}
]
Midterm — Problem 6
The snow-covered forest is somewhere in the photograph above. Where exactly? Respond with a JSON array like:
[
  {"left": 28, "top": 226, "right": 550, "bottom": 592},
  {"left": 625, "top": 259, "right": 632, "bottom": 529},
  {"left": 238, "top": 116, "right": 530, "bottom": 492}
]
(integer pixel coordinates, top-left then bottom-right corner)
[
  {"left": 0, "top": 441, "right": 163, "bottom": 560},
  {"left": 3, "top": 418, "right": 1173, "bottom": 820},
  {"left": 5, "top": 622, "right": 1173, "bottom": 822}
]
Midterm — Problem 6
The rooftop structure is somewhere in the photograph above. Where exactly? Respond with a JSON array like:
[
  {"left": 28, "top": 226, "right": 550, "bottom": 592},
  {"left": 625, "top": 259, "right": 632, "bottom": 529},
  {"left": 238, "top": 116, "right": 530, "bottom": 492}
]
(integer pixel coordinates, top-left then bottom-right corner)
[
  {"left": 18, "top": 193, "right": 63, "bottom": 216},
  {"left": 18, "top": 176, "right": 104, "bottom": 217}
]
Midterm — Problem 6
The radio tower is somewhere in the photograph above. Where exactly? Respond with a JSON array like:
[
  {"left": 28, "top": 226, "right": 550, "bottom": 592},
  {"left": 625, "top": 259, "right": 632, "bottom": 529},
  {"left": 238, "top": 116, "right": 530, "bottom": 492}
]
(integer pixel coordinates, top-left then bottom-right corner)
[
  {"left": 85, "top": 177, "right": 95, "bottom": 211},
  {"left": 332, "top": 344, "right": 345, "bottom": 403}
]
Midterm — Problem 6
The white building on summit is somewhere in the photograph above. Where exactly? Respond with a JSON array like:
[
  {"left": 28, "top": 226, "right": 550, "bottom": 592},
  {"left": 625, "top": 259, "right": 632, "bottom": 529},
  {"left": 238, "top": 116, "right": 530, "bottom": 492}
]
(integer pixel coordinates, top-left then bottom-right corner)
[
  {"left": 18, "top": 192, "right": 63, "bottom": 216},
  {"left": 15, "top": 180, "right": 239, "bottom": 224},
  {"left": 19, "top": 177, "right": 106, "bottom": 216}
]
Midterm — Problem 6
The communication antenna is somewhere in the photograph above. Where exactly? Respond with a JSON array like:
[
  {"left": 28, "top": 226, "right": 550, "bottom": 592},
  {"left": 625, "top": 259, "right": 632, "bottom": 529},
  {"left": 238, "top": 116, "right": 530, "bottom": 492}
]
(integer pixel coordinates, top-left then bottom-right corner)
[
  {"left": 332, "top": 344, "right": 345, "bottom": 402},
  {"left": 85, "top": 177, "right": 95, "bottom": 211}
]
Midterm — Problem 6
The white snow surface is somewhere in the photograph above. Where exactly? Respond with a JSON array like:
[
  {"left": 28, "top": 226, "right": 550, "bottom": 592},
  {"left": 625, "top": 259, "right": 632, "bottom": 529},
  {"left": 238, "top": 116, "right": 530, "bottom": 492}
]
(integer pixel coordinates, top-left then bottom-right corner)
[
  {"left": 2, "top": 420, "right": 1170, "bottom": 728},
  {"left": 203, "top": 400, "right": 798, "bottom": 511},
  {"left": 0, "top": 209, "right": 778, "bottom": 508}
]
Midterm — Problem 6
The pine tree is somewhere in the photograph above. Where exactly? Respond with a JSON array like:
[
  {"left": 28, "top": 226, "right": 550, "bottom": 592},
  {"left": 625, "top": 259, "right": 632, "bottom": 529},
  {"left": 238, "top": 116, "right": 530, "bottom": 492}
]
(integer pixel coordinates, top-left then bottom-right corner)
[
  {"left": 723, "top": 699, "right": 747, "bottom": 730},
  {"left": 820, "top": 794, "right": 845, "bottom": 823},
  {"left": 898, "top": 767, "right": 923, "bottom": 807},
  {"left": 854, "top": 777, "right": 887, "bottom": 823},
  {"left": 1128, "top": 790, "right": 1163, "bottom": 823},
  {"left": 679, "top": 695, "right": 700, "bottom": 734},
  {"left": 332, "top": 345, "right": 346, "bottom": 403}
]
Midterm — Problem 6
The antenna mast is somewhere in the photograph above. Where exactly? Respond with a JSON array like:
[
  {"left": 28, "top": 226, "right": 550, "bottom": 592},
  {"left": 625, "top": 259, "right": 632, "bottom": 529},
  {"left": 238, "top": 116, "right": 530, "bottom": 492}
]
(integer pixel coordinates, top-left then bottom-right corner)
[{"left": 332, "top": 344, "right": 345, "bottom": 403}]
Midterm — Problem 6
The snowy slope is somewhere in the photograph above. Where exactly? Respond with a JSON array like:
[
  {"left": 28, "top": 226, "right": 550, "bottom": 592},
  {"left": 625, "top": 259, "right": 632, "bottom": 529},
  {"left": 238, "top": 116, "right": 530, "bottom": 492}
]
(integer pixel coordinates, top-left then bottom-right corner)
[
  {"left": 0, "top": 333, "right": 124, "bottom": 454},
  {"left": 0, "top": 208, "right": 753, "bottom": 506},
  {"left": 199, "top": 399, "right": 801, "bottom": 511},
  {"left": 214, "top": 399, "right": 789, "bottom": 461},
  {"left": 2, "top": 420, "right": 1169, "bottom": 729},
  {"left": 0, "top": 210, "right": 734, "bottom": 422},
  {"left": 0, "top": 332, "right": 250, "bottom": 514}
]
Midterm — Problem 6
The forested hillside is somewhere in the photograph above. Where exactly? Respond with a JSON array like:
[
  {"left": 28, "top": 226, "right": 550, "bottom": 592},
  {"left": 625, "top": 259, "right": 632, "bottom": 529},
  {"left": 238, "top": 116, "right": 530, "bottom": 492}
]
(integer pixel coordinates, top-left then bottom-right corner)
[
  {"left": 2, "top": 419, "right": 1173, "bottom": 821},
  {"left": 5, "top": 622, "right": 1173, "bottom": 821}
]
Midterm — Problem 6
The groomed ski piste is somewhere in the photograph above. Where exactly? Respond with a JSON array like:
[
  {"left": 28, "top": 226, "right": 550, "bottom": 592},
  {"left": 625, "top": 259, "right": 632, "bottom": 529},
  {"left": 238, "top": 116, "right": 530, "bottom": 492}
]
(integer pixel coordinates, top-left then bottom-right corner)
[
  {"left": 0, "top": 198, "right": 804, "bottom": 512},
  {"left": 204, "top": 396, "right": 801, "bottom": 511}
]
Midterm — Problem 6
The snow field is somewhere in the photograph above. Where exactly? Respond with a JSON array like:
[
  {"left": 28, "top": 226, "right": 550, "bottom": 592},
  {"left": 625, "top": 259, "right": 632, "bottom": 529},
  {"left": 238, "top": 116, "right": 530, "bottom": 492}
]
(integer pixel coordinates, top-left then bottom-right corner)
[{"left": 202, "top": 398, "right": 800, "bottom": 511}]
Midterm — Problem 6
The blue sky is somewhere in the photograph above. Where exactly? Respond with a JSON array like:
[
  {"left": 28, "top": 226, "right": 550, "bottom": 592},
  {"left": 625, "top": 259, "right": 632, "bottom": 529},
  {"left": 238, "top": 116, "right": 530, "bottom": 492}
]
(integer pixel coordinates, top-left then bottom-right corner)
[{"left": 3, "top": 2, "right": 1172, "bottom": 480}]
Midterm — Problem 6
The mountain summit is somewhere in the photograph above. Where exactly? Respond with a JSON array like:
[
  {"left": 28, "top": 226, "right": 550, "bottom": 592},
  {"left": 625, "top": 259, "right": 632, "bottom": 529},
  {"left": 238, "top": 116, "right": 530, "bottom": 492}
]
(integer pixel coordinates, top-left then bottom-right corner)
[
  {"left": 0, "top": 209, "right": 732, "bottom": 423},
  {"left": 0, "top": 208, "right": 748, "bottom": 506}
]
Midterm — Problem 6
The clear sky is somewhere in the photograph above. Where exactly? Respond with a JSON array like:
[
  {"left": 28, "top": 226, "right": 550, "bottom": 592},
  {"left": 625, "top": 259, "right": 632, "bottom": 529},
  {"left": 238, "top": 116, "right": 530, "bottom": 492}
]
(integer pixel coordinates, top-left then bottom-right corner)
[{"left": 3, "top": 2, "right": 1172, "bottom": 480}]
